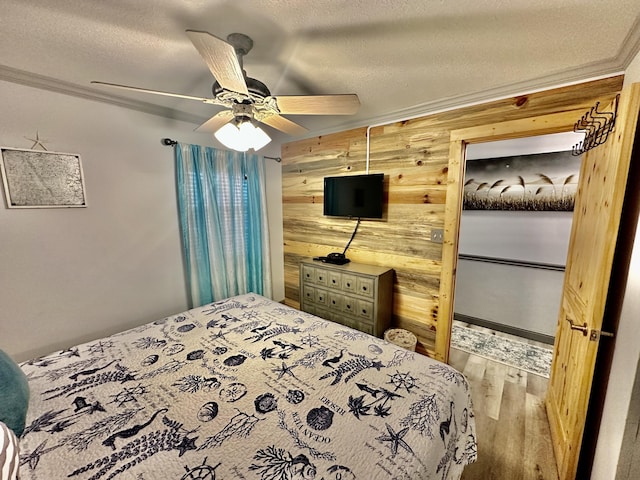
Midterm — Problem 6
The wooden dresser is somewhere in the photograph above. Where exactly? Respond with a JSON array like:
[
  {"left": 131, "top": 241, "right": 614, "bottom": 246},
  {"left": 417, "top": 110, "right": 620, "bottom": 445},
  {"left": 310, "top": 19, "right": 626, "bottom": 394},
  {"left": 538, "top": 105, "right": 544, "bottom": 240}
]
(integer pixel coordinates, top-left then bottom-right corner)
[{"left": 299, "top": 259, "right": 394, "bottom": 337}]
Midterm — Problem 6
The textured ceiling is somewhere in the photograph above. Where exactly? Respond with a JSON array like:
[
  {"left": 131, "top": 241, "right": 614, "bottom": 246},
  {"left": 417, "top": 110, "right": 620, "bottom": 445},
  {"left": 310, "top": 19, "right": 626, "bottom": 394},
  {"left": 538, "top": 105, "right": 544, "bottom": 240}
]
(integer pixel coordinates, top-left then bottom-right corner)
[{"left": 1, "top": 0, "right": 639, "bottom": 143}]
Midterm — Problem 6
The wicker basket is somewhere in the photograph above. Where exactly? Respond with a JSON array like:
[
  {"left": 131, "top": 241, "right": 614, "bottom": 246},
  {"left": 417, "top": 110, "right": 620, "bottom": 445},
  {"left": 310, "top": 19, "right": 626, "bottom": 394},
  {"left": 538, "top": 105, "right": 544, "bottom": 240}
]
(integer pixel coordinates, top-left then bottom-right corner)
[{"left": 384, "top": 328, "right": 417, "bottom": 351}]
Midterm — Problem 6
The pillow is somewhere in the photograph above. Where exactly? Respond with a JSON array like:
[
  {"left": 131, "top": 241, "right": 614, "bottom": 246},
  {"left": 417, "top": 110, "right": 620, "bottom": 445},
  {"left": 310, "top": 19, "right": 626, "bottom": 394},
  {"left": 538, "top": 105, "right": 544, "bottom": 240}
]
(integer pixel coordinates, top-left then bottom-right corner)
[
  {"left": 0, "top": 421, "right": 19, "bottom": 480},
  {"left": 0, "top": 350, "right": 29, "bottom": 437}
]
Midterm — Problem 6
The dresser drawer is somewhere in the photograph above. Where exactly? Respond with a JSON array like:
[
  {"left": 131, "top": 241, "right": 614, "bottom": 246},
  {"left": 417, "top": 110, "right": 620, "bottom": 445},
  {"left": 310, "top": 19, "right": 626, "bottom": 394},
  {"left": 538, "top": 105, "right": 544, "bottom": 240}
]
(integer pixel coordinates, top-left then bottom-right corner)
[
  {"left": 357, "top": 299, "right": 374, "bottom": 321},
  {"left": 302, "top": 265, "right": 315, "bottom": 283},
  {"left": 314, "top": 268, "right": 328, "bottom": 286},
  {"left": 302, "top": 284, "right": 315, "bottom": 303},
  {"left": 357, "top": 321, "right": 374, "bottom": 335},
  {"left": 314, "top": 287, "right": 329, "bottom": 306},
  {"left": 315, "top": 307, "right": 330, "bottom": 322},
  {"left": 342, "top": 297, "right": 357, "bottom": 315},
  {"left": 328, "top": 292, "right": 343, "bottom": 310},
  {"left": 342, "top": 274, "right": 357, "bottom": 293},
  {"left": 340, "top": 315, "right": 357, "bottom": 330},
  {"left": 328, "top": 271, "right": 342, "bottom": 289},
  {"left": 357, "top": 277, "right": 375, "bottom": 298}
]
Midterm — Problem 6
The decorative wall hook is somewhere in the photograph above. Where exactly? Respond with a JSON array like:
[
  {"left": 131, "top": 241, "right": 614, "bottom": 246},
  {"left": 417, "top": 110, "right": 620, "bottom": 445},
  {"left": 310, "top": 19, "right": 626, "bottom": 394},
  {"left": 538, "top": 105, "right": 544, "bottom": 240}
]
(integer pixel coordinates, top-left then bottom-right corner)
[{"left": 572, "top": 94, "right": 619, "bottom": 156}]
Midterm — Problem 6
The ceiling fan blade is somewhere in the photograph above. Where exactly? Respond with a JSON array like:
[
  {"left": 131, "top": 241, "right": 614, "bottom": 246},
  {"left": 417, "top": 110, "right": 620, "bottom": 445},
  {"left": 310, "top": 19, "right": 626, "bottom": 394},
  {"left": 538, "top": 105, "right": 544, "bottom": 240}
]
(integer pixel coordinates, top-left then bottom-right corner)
[
  {"left": 90, "top": 81, "right": 219, "bottom": 104},
  {"left": 195, "top": 110, "right": 235, "bottom": 133},
  {"left": 259, "top": 114, "right": 308, "bottom": 136},
  {"left": 186, "top": 30, "right": 249, "bottom": 96},
  {"left": 274, "top": 94, "right": 360, "bottom": 115}
]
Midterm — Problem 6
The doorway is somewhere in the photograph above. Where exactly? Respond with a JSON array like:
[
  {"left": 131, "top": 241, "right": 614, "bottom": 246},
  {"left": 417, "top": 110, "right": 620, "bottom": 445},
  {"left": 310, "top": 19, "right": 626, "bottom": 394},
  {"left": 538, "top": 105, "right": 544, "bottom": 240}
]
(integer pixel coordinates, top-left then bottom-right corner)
[
  {"left": 454, "top": 132, "right": 582, "bottom": 348},
  {"left": 451, "top": 132, "right": 582, "bottom": 479},
  {"left": 443, "top": 85, "right": 640, "bottom": 480}
]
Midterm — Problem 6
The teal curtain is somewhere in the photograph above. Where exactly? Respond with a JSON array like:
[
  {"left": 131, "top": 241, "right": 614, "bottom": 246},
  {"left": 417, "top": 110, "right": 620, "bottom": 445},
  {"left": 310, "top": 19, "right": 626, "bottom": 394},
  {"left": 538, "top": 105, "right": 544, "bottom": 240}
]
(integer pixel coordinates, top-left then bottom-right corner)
[{"left": 175, "top": 143, "right": 272, "bottom": 307}]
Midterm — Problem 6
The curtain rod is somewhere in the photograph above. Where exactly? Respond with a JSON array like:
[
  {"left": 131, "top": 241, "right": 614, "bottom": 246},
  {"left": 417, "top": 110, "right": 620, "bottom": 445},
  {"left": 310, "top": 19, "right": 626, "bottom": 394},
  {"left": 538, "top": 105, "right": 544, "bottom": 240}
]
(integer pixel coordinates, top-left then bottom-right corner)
[{"left": 161, "top": 138, "right": 281, "bottom": 162}]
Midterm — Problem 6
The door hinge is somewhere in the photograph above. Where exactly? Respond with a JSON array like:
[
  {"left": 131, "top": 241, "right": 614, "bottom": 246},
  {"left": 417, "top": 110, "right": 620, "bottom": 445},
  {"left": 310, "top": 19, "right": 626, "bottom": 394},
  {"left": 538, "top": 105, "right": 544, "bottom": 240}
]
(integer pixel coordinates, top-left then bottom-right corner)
[{"left": 589, "top": 329, "right": 615, "bottom": 341}]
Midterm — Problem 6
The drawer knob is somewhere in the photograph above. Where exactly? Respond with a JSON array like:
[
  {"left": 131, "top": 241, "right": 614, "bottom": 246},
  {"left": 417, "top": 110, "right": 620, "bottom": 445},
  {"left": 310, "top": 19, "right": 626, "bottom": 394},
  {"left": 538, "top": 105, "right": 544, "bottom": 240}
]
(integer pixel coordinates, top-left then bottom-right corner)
[{"left": 346, "top": 282, "right": 351, "bottom": 287}]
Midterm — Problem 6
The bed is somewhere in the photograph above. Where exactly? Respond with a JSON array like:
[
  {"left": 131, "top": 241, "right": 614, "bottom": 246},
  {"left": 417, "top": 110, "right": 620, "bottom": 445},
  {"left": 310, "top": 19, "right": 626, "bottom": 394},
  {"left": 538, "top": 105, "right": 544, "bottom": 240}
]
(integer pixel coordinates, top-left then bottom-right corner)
[{"left": 14, "top": 293, "right": 476, "bottom": 479}]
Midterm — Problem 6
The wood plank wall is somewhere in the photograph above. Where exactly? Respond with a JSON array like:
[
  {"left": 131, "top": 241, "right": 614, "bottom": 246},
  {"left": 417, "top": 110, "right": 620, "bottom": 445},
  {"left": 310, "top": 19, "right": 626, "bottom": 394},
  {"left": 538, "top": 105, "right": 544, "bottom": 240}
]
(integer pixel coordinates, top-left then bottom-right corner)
[{"left": 281, "top": 76, "right": 623, "bottom": 361}]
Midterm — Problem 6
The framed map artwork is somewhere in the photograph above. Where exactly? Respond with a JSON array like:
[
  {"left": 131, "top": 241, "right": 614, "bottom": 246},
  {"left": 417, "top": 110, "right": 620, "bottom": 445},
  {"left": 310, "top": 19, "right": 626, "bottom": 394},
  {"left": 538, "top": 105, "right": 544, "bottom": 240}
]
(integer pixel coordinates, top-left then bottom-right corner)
[{"left": 0, "top": 147, "right": 86, "bottom": 208}]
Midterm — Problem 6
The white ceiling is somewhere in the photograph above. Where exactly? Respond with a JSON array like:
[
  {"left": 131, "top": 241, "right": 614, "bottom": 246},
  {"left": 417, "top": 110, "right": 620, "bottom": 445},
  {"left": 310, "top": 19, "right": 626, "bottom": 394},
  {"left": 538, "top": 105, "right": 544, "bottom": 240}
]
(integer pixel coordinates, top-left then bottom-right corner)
[{"left": 2, "top": 0, "right": 639, "bottom": 144}]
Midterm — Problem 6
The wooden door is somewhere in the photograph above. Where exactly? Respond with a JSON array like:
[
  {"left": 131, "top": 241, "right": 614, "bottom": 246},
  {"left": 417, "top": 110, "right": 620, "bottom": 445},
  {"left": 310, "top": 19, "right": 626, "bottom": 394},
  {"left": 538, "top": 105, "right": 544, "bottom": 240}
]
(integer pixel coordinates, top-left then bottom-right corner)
[{"left": 545, "top": 83, "right": 640, "bottom": 480}]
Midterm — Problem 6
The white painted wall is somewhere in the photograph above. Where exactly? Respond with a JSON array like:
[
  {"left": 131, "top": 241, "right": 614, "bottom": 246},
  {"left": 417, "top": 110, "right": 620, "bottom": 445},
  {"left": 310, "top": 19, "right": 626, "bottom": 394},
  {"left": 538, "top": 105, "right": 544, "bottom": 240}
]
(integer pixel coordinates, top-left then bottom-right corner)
[
  {"left": 455, "top": 259, "right": 564, "bottom": 337},
  {"left": 262, "top": 146, "right": 285, "bottom": 302},
  {"left": 624, "top": 51, "right": 640, "bottom": 88},
  {"left": 459, "top": 211, "right": 572, "bottom": 265},
  {"left": 455, "top": 133, "right": 578, "bottom": 337},
  {"left": 591, "top": 55, "right": 640, "bottom": 480},
  {"left": 0, "top": 81, "right": 285, "bottom": 362}
]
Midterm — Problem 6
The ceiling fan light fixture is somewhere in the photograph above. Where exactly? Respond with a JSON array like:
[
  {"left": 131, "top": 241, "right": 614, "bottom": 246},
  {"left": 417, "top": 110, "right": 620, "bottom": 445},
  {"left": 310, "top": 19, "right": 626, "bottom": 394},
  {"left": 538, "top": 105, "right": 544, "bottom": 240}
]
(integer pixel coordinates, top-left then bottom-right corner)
[
  {"left": 214, "top": 118, "right": 271, "bottom": 152},
  {"left": 214, "top": 122, "right": 247, "bottom": 151},
  {"left": 239, "top": 120, "right": 271, "bottom": 151}
]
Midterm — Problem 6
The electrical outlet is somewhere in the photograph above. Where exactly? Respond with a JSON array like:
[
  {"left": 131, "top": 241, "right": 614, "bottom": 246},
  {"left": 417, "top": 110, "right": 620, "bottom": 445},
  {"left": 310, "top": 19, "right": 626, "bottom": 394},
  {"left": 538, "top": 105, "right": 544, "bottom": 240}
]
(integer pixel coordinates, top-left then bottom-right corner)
[{"left": 431, "top": 228, "right": 444, "bottom": 244}]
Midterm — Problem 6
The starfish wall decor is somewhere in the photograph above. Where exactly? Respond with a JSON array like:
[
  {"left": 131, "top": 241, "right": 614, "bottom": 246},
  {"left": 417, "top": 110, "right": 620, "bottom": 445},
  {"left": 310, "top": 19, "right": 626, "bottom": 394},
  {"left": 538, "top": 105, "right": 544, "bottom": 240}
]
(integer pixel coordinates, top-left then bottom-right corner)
[{"left": 24, "top": 131, "right": 49, "bottom": 151}]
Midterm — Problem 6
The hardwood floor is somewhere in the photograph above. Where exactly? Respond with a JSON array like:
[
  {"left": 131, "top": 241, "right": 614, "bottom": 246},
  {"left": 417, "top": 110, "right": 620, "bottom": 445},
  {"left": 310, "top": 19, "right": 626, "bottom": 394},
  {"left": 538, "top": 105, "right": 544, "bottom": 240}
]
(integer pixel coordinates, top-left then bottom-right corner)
[{"left": 449, "top": 323, "right": 559, "bottom": 480}]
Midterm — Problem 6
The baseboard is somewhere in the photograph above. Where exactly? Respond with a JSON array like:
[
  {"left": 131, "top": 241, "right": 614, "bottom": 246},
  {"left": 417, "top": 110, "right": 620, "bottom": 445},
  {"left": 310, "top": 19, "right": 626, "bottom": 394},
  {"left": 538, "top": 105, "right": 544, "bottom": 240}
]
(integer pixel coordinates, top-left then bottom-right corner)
[{"left": 453, "top": 313, "right": 555, "bottom": 345}]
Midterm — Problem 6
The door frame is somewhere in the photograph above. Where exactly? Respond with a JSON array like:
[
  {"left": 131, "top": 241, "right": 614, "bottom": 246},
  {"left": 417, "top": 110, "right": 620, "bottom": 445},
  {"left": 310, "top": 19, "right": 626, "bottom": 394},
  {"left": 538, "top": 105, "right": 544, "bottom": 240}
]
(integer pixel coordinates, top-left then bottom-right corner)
[
  {"left": 441, "top": 104, "right": 629, "bottom": 475},
  {"left": 438, "top": 109, "right": 589, "bottom": 362}
]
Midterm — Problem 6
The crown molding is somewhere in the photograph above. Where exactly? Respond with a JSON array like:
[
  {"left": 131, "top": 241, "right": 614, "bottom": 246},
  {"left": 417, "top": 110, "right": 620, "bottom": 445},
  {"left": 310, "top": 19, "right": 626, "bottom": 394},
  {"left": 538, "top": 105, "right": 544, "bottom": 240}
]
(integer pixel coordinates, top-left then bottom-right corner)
[
  {"left": 619, "top": 14, "right": 640, "bottom": 68},
  {"left": 304, "top": 64, "right": 626, "bottom": 140},
  {"left": 0, "top": 64, "right": 209, "bottom": 126},
  {"left": 304, "top": 24, "right": 640, "bottom": 138}
]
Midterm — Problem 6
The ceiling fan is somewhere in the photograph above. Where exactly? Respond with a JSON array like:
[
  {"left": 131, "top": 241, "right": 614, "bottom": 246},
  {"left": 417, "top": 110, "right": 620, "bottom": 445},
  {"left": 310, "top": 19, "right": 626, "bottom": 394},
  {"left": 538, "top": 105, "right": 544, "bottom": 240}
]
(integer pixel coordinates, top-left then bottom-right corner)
[{"left": 92, "top": 30, "right": 360, "bottom": 150}]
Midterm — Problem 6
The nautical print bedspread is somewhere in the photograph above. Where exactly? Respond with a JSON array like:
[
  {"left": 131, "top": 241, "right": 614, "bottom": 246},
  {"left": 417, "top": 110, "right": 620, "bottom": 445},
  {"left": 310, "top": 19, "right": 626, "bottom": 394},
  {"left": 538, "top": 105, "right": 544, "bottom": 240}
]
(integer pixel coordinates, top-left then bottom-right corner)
[{"left": 18, "top": 293, "right": 476, "bottom": 480}]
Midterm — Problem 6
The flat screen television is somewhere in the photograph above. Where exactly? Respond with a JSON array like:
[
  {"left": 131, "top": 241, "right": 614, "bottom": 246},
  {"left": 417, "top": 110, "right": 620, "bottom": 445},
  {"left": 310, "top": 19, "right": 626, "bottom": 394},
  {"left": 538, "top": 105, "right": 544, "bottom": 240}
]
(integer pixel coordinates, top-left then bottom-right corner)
[{"left": 323, "top": 173, "right": 384, "bottom": 219}]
